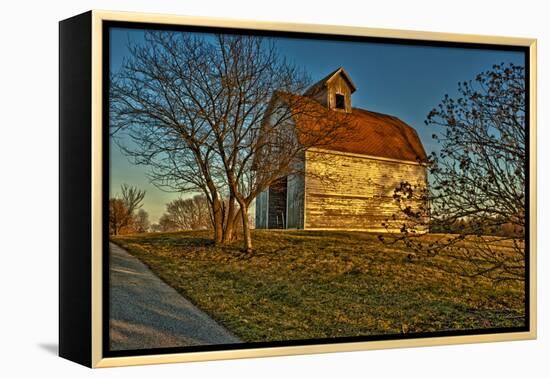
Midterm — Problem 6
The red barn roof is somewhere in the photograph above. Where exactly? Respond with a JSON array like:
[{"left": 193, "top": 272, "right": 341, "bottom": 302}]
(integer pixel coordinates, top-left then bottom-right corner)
[
  {"left": 275, "top": 92, "right": 428, "bottom": 163},
  {"left": 326, "top": 106, "right": 428, "bottom": 163}
]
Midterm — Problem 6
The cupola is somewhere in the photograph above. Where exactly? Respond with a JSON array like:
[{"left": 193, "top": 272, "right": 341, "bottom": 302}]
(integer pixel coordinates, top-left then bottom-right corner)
[{"left": 303, "top": 67, "right": 356, "bottom": 113}]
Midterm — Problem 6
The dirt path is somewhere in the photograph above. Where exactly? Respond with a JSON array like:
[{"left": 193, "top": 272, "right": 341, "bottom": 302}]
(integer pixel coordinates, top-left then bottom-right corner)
[{"left": 109, "top": 242, "right": 241, "bottom": 351}]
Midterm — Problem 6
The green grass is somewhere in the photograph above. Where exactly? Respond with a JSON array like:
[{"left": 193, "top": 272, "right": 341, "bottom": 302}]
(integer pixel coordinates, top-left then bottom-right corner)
[{"left": 111, "top": 230, "right": 525, "bottom": 342}]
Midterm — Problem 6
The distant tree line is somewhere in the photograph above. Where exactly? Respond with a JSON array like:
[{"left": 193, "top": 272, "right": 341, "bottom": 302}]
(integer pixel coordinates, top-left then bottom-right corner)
[
  {"left": 109, "top": 184, "right": 252, "bottom": 235},
  {"left": 150, "top": 195, "right": 211, "bottom": 232},
  {"left": 109, "top": 184, "right": 149, "bottom": 235},
  {"left": 429, "top": 217, "right": 523, "bottom": 238},
  {"left": 109, "top": 185, "right": 219, "bottom": 235}
]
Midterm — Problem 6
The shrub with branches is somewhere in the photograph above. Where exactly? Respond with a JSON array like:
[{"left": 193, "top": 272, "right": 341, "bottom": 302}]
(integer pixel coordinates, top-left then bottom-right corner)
[{"left": 380, "top": 63, "right": 526, "bottom": 282}]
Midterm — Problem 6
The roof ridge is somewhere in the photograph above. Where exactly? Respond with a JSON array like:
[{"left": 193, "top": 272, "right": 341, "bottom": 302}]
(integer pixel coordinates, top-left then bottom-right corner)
[
  {"left": 303, "top": 67, "right": 356, "bottom": 96},
  {"left": 351, "top": 107, "right": 409, "bottom": 126}
]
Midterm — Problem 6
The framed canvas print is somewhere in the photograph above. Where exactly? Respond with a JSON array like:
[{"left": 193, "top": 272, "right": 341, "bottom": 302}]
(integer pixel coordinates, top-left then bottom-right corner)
[{"left": 59, "top": 10, "right": 537, "bottom": 368}]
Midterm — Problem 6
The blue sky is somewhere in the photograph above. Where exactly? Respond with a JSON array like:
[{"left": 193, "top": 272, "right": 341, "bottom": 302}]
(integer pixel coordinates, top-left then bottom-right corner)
[{"left": 109, "top": 27, "right": 525, "bottom": 223}]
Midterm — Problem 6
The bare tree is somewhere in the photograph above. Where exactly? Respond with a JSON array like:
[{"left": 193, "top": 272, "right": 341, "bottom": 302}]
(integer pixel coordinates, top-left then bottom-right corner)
[
  {"left": 110, "top": 32, "right": 229, "bottom": 243},
  {"left": 150, "top": 217, "right": 177, "bottom": 233},
  {"left": 134, "top": 209, "right": 150, "bottom": 233},
  {"left": 380, "top": 63, "right": 526, "bottom": 282},
  {"left": 149, "top": 223, "right": 161, "bottom": 233},
  {"left": 158, "top": 214, "right": 179, "bottom": 232},
  {"left": 109, "top": 199, "right": 128, "bottom": 236},
  {"left": 162, "top": 195, "right": 212, "bottom": 231},
  {"left": 109, "top": 184, "right": 146, "bottom": 235},
  {"left": 110, "top": 31, "right": 349, "bottom": 251}
]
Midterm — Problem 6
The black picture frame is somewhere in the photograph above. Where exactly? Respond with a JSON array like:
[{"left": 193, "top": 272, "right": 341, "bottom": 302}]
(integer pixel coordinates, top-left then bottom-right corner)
[{"left": 59, "top": 10, "right": 537, "bottom": 368}]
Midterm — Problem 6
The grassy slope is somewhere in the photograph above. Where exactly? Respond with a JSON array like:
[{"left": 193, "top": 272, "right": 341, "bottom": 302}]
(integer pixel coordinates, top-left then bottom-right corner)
[{"left": 111, "top": 230, "right": 525, "bottom": 343}]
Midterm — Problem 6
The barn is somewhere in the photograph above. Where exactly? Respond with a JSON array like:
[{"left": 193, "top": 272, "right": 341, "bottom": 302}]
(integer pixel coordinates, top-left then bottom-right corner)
[{"left": 255, "top": 68, "right": 428, "bottom": 232}]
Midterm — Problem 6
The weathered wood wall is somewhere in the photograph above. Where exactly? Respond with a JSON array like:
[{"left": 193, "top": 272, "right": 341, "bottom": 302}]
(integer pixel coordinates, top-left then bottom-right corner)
[
  {"left": 255, "top": 189, "right": 268, "bottom": 229},
  {"left": 309, "top": 86, "right": 328, "bottom": 108},
  {"left": 286, "top": 172, "right": 305, "bottom": 229},
  {"left": 326, "top": 75, "right": 352, "bottom": 112},
  {"left": 309, "top": 73, "right": 353, "bottom": 113},
  {"left": 304, "top": 149, "right": 427, "bottom": 232}
]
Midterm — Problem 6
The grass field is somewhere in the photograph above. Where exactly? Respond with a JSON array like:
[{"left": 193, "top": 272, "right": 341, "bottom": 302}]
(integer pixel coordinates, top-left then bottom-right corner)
[{"left": 111, "top": 230, "right": 525, "bottom": 342}]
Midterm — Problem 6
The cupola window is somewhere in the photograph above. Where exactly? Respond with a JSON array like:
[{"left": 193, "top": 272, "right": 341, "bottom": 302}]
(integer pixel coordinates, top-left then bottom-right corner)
[{"left": 335, "top": 93, "right": 345, "bottom": 110}]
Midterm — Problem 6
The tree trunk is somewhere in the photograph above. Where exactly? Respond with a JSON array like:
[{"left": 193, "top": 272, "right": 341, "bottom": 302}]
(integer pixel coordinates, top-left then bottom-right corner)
[
  {"left": 232, "top": 207, "right": 243, "bottom": 233},
  {"left": 222, "top": 196, "right": 236, "bottom": 243},
  {"left": 237, "top": 200, "right": 253, "bottom": 253},
  {"left": 211, "top": 196, "right": 224, "bottom": 244}
]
